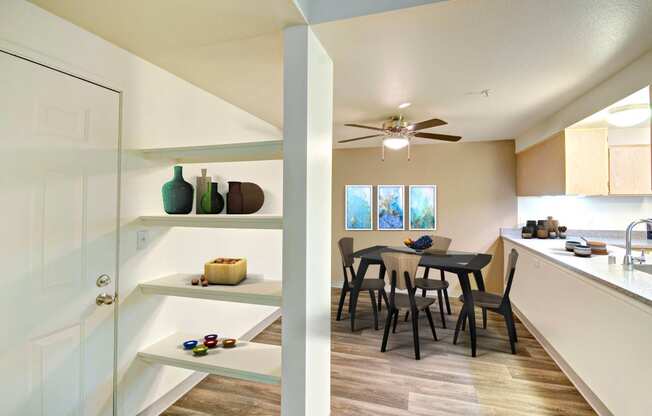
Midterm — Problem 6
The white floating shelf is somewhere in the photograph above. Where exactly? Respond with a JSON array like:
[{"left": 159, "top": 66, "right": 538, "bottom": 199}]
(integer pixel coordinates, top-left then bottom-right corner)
[
  {"left": 138, "top": 332, "right": 281, "bottom": 384},
  {"left": 140, "top": 274, "right": 282, "bottom": 306},
  {"left": 139, "top": 140, "right": 283, "bottom": 163},
  {"left": 139, "top": 214, "right": 283, "bottom": 229}
]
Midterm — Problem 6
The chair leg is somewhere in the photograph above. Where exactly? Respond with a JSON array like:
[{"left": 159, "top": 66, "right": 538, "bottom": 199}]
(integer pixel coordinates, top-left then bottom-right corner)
[
  {"left": 453, "top": 304, "right": 467, "bottom": 345},
  {"left": 421, "top": 266, "right": 430, "bottom": 298},
  {"left": 437, "top": 290, "right": 446, "bottom": 329},
  {"left": 381, "top": 289, "right": 389, "bottom": 310},
  {"left": 425, "top": 307, "right": 438, "bottom": 341},
  {"left": 462, "top": 312, "right": 467, "bottom": 331},
  {"left": 392, "top": 309, "right": 399, "bottom": 333},
  {"left": 411, "top": 309, "right": 421, "bottom": 360},
  {"left": 404, "top": 310, "right": 409, "bottom": 322},
  {"left": 350, "top": 287, "right": 359, "bottom": 332},
  {"left": 482, "top": 307, "right": 487, "bottom": 329},
  {"left": 369, "top": 290, "right": 379, "bottom": 330},
  {"left": 381, "top": 307, "right": 393, "bottom": 352},
  {"left": 504, "top": 311, "right": 517, "bottom": 354},
  {"left": 506, "top": 302, "right": 518, "bottom": 342},
  {"left": 443, "top": 288, "right": 452, "bottom": 315},
  {"left": 336, "top": 286, "right": 348, "bottom": 321},
  {"left": 441, "top": 270, "right": 452, "bottom": 315}
]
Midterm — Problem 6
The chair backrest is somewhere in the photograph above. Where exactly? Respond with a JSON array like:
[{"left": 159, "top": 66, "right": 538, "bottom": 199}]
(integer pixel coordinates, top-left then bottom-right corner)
[
  {"left": 502, "top": 248, "right": 519, "bottom": 303},
  {"left": 338, "top": 237, "right": 354, "bottom": 267},
  {"left": 381, "top": 252, "right": 421, "bottom": 290},
  {"left": 424, "top": 235, "right": 452, "bottom": 254}
]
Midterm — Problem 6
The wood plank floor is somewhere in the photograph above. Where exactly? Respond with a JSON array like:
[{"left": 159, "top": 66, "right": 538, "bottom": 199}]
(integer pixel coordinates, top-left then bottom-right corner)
[{"left": 163, "top": 289, "right": 595, "bottom": 415}]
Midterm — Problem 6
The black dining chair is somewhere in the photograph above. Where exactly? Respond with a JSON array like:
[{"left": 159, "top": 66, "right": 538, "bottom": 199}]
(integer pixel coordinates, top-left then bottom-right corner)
[
  {"left": 403, "top": 235, "right": 452, "bottom": 327},
  {"left": 336, "top": 237, "right": 388, "bottom": 330},
  {"left": 454, "top": 248, "right": 519, "bottom": 354},
  {"left": 380, "top": 252, "right": 438, "bottom": 360}
]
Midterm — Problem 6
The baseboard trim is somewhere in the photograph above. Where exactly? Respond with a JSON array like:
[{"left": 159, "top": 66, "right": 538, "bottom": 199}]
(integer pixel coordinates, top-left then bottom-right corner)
[
  {"left": 137, "top": 307, "right": 282, "bottom": 416},
  {"left": 511, "top": 304, "right": 613, "bottom": 416}
]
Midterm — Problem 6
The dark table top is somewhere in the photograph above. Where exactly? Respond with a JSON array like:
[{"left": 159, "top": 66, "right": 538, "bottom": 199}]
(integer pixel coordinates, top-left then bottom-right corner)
[{"left": 352, "top": 245, "right": 492, "bottom": 273}]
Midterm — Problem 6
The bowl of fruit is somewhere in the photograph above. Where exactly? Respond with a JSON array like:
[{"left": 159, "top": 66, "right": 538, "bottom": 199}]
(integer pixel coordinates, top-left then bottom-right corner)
[{"left": 403, "top": 235, "right": 433, "bottom": 253}]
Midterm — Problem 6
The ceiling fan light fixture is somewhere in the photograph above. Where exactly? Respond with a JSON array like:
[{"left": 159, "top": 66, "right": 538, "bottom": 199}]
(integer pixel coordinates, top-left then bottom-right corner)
[
  {"left": 383, "top": 135, "right": 409, "bottom": 150},
  {"left": 398, "top": 102, "right": 411, "bottom": 109},
  {"left": 607, "top": 104, "right": 650, "bottom": 127}
]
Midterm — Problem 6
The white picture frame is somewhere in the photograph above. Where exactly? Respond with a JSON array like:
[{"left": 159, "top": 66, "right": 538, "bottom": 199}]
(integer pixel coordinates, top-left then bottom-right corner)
[
  {"left": 409, "top": 185, "right": 437, "bottom": 231},
  {"left": 345, "top": 185, "right": 373, "bottom": 230}
]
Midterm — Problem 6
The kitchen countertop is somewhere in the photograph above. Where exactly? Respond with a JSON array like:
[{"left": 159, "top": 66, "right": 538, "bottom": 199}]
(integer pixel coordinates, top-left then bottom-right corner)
[{"left": 501, "top": 233, "right": 652, "bottom": 307}]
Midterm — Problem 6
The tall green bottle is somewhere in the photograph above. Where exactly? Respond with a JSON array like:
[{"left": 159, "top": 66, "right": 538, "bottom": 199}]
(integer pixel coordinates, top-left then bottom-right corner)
[{"left": 162, "top": 165, "right": 193, "bottom": 214}]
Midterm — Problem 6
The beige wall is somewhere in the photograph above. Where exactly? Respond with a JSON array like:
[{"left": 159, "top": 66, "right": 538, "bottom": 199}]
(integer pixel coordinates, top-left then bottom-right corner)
[{"left": 332, "top": 140, "right": 517, "bottom": 293}]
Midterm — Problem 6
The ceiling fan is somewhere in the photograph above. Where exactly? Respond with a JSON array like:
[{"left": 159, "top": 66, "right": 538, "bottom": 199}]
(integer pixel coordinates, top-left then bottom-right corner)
[{"left": 339, "top": 114, "right": 462, "bottom": 160}]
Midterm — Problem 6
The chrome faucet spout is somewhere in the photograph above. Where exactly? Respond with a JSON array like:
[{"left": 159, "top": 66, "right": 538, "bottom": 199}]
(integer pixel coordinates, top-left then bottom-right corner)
[{"left": 624, "top": 219, "right": 652, "bottom": 270}]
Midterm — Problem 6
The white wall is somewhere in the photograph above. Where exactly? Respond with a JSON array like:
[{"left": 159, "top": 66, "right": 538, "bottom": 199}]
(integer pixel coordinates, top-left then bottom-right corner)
[
  {"left": 518, "top": 195, "right": 652, "bottom": 230},
  {"left": 0, "top": 1, "right": 283, "bottom": 414},
  {"left": 516, "top": 49, "right": 652, "bottom": 152}
]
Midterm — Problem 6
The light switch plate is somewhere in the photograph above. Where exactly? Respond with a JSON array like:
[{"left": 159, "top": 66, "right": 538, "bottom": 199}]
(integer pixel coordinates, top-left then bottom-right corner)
[{"left": 137, "top": 230, "right": 149, "bottom": 250}]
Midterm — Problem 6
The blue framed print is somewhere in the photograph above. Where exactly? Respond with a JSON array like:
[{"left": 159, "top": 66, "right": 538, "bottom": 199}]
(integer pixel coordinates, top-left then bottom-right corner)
[
  {"left": 345, "top": 185, "right": 373, "bottom": 230},
  {"left": 377, "top": 185, "right": 404, "bottom": 230},
  {"left": 409, "top": 185, "right": 437, "bottom": 230}
]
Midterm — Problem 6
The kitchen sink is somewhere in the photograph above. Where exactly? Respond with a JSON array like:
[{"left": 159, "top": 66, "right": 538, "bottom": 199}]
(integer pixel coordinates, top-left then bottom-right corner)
[{"left": 633, "top": 264, "right": 652, "bottom": 275}]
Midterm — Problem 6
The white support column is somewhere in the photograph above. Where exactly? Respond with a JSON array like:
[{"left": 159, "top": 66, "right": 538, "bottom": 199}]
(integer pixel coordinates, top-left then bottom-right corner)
[{"left": 282, "top": 25, "right": 333, "bottom": 416}]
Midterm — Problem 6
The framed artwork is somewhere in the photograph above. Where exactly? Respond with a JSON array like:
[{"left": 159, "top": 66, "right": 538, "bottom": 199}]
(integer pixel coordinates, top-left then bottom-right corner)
[
  {"left": 377, "top": 185, "right": 404, "bottom": 230},
  {"left": 409, "top": 185, "right": 437, "bottom": 230},
  {"left": 345, "top": 185, "right": 373, "bottom": 230}
]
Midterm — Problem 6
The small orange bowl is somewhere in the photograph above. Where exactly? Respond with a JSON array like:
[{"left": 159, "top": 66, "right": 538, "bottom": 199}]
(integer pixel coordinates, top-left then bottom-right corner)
[{"left": 222, "top": 338, "right": 237, "bottom": 348}]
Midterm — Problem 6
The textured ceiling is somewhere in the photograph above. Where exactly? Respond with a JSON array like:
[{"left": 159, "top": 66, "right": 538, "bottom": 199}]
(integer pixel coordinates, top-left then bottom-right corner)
[
  {"left": 30, "top": 0, "right": 652, "bottom": 147},
  {"left": 312, "top": 0, "right": 652, "bottom": 147}
]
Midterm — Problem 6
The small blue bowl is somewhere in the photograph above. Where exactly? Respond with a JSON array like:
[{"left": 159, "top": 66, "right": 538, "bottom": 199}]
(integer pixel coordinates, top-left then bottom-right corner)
[
  {"left": 204, "top": 334, "right": 218, "bottom": 341},
  {"left": 183, "top": 340, "right": 198, "bottom": 350}
]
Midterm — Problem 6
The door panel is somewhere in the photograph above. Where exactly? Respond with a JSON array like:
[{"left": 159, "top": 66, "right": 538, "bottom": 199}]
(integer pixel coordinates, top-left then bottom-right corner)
[{"left": 0, "top": 51, "right": 119, "bottom": 416}]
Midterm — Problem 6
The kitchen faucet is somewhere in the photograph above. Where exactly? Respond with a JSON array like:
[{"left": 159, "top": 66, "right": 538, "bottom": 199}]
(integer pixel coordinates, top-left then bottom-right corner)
[{"left": 623, "top": 219, "right": 652, "bottom": 270}]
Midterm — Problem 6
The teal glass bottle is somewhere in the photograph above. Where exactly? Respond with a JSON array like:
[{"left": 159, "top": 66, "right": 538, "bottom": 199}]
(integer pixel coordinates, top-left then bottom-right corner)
[{"left": 162, "top": 166, "right": 194, "bottom": 214}]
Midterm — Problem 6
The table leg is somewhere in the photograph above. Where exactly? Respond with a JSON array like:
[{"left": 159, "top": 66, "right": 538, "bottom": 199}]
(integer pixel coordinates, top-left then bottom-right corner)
[
  {"left": 377, "top": 263, "right": 386, "bottom": 311},
  {"left": 458, "top": 271, "right": 477, "bottom": 357},
  {"left": 473, "top": 270, "right": 488, "bottom": 329},
  {"left": 421, "top": 266, "right": 430, "bottom": 297},
  {"left": 351, "top": 259, "right": 369, "bottom": 332}
]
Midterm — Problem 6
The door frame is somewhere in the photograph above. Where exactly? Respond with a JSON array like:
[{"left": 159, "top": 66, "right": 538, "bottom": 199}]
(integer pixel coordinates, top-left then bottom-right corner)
[{"left": 0, "top": 42, "right": 124, "bottom": 415}]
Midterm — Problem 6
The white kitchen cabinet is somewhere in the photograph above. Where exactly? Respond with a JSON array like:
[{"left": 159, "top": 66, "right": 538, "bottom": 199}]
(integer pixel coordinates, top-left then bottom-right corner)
[
  {"left": 504, "top": 239, "right": 652, "bottom": 416},
  {"left": 609, "top": 144, "right": 652, "bottom": 195}
]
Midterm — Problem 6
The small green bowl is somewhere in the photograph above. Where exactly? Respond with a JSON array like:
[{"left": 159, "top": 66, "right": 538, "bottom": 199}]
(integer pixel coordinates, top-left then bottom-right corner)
[{"left": 192, "top": 345, "right": 208, "bottom": 356}]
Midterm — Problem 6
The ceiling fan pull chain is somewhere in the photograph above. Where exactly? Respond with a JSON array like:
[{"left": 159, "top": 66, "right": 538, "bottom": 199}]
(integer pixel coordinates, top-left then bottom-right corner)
[
  {"left": 381, "top": 142, "right": 385, "bottom": 161},
  {"left": 408, "top": 138, "right": 411, "bottom": 161}
]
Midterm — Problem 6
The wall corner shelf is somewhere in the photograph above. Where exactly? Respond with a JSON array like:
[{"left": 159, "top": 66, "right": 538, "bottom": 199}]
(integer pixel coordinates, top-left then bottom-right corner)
[
  {"left": 139, "top": 214, "right": 283, "bottom": 229},
  {"left": 139, "top": 273, "right": 282, "bottom": 306},
  {"left": 138, "top": 332, "right": 281, "bottom": 384},
  {"left": 138, "top": 140, "right": 283, "bottom": 164}
]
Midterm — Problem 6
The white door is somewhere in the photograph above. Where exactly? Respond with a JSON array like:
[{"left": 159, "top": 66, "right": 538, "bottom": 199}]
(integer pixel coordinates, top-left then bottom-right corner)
[{"left": 0, "top": 51, "right": 120, "bottom": 415}]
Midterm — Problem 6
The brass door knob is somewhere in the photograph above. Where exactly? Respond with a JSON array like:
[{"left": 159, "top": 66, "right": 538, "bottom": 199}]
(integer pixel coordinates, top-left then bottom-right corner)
[{"left": 96, "top": 293, "right": 116, "bottom": 306}]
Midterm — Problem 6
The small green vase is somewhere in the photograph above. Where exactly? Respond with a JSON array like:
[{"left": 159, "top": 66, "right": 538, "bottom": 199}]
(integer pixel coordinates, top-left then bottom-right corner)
[
  {"left": 201, "top": 182, "right": 224, "bottom": 214},
  {"left": 162, "top": 166, "right": 194, "bottom": 214}
]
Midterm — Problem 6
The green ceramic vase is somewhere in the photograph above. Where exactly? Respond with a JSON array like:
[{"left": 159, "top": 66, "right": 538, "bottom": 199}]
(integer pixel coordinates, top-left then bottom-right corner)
[
  {"left": 162, "top": 166, "right": 194, "bottom": 214},
  {"left": 201, "top": 182, "right": 224, "bottom": 214}
]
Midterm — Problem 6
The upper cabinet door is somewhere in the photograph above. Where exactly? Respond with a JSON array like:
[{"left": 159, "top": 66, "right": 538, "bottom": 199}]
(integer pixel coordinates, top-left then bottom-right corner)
[
  {"left": 516, "top": 129, "right": 609, "bottom": 196},
  {"left": 609, "top": 145, "right": 652, "bottom": 195},
  {"left": 564, "top": 128, "right": 609, "bottom": 196}
]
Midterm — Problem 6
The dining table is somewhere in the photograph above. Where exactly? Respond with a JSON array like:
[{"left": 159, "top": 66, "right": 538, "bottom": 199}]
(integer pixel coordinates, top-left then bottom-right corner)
[{"left": 350, "top": 245, "right": 493, "bottom": 357}]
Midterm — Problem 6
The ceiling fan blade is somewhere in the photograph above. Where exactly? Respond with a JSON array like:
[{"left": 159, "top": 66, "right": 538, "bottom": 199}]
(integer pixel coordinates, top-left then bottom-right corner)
[
  {"left": 338, "top": 134, "right": 383, "bottom": 143},
  {"left": 408, "top": 118, "right": 447, "bottom": 131},
  {"left": 344, "top": 123, "right": 385, "bottom": 131},
  {"left": 414, "top": 132, "right": 461, "bottom": 142}
]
